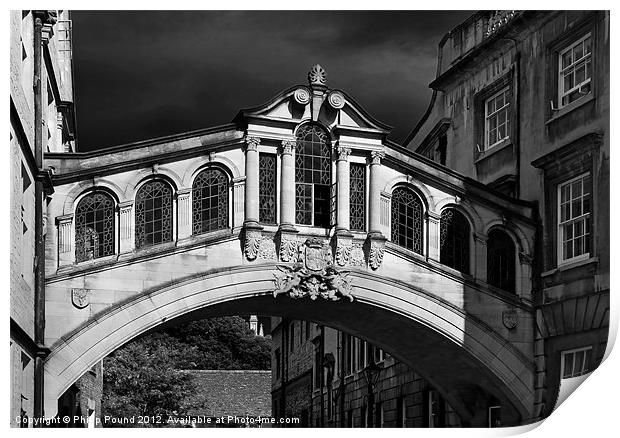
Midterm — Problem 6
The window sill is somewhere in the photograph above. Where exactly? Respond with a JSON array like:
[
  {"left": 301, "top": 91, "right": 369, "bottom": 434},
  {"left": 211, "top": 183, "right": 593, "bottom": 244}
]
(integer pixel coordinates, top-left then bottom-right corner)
[
  {"left": 541, "top": 256, "right": 598, "bottom": 278},
  {"left": 545, "top": 94, "right": 595, "bottom": 126},
  {"left": 475, "top": 139, "right": 512, "bottom": 164}
]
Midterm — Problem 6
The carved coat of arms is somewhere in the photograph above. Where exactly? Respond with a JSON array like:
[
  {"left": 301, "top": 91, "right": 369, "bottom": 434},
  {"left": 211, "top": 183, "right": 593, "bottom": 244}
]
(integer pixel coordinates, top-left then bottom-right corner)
[
  {"left": 72, "top": 288, "right": 91, "bottom": 309},
  {"left": 273, "top": 238, "right": 354, "bottom": 302},
  {"left": 502, "top": 309, "right": 519, "bottom": 330}
]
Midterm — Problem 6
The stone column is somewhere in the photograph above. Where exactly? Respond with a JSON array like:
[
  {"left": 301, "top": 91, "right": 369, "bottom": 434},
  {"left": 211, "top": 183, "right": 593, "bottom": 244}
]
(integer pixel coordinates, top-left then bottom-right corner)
[
  {"left": 427, "top": 211, "right": 441, "bottom": 262},
  {"left": 367, "top": 150, "right": 386, "bottom": 270},
  {"left": 369, "top": 150, "right": 385, "bottom": 236},
  {"left": 56, "top": 214, "right": 73, "bottom": 267},
  {"left": 118, "top": 202, "right": 134, "bottom": 254},
  {"left": 244, "top": 136, "right": 261, "bottom": 227},
  {"left": 176, "top": 189, "right": 192, "bottom": 240},
  {"left": 280, "top": 139, "right": 296, "bottom": 230},
  {"left": 335, "top": 145, "right": 351, "bottom": 234}
]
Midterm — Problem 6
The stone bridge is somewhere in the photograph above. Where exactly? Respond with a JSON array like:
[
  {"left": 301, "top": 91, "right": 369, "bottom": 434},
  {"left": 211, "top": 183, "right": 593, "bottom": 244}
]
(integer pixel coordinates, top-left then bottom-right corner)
[{"left": 43, "top": 66, "right": 538, "bottom": 426}]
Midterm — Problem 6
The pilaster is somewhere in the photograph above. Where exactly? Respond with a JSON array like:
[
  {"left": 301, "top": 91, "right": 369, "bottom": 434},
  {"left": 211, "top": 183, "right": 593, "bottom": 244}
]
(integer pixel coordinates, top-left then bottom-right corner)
[
  {"left": 474, "top": 233, "right": 488, "bottom": 281},
  {"left": 368, "top": 150, "right": 385, "bottom": 237},
  {"left": 427, "top": 211, "right": 441, "bottom": 262},
  {"left": 118, "top": 201, "right": 135, "bottom": 254},
  {"left": 56, "top": 214, "right": 73, "bottom": 267},
  {"left": 176, "top": 189, "right": 192, "bottom": 240}
]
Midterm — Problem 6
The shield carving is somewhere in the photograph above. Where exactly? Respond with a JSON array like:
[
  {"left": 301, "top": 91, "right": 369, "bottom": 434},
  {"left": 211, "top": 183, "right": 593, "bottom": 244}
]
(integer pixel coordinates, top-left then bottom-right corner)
[
  {"left": 305, "top": 245, "right": 326, "bottom": 271},
  {"left": 72, "top": 288, "right": 91, "bottom": 309},
  {"left": 302, "top": 238, "right": 330, "bottom": 272},
  {"left": 502, "top": 309, "right": 519, "bottom": 330}
]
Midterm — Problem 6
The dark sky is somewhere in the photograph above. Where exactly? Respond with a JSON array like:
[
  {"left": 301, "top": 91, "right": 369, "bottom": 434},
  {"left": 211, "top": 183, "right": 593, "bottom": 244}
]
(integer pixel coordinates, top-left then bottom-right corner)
[{"left": 72, "top": 10, "right": 473, "bottom": 152}]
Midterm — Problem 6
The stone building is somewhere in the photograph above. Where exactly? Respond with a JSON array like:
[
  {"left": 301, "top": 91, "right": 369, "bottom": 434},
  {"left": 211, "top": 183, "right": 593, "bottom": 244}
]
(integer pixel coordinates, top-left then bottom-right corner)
[
  {"left": 405, "top": 10, "right": 609, "bottom": 419},
  {"left": 271, "top": 10, "right": 610, "bottom": 428},
  {"left": 9, "top": 9, "right": 608, "bottom": 429},
  {"left": 271, "top": 319, "right": 462, "bottom": 428},
  {"left": 10, "top": 10, "right": 77, "bottom": 427}
]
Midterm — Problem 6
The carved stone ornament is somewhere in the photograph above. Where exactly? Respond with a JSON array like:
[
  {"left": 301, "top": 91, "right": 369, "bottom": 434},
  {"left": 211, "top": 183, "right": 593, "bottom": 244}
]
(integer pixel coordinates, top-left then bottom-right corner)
[
  {"left": 368, "top": 238, "right": 385, "bottom": 270},
  {"left": 72, "top": 288, "right": 91, "bottom": 309},
  {"left": 273, "top": 238, "right": 354, "bottom": 302},
  {"left": 308, "top": 64, "right": 327, "bottom": 86},
  {"left": 281, "top": 139, "right": 295, "bottom": 155},
  {"left": 244, "top": 228, "right": 262, "bottom": 261},
  {"left": 336, "top": 145, "right": 352, "bottom": 161},
  {"left": 328, "top": 91, "right": 345, "bottom": 109},
  {"left": 294, "top": 87, "right": 311, "bottom": 105},
  {"left": 350, "top": 243, "right": 365, "bottom": 267},
  {"left": 258, "top": 237, "right": 277, "bottom": 260},
  {"left": 279, "top": 234, "right": 298, "bottom": 262},
  {"left": 486, "top": 11, "right": 516, "bottom": 37},
  {"left": 502, "top": 309, "right": 519, "bottom": 330},
  {"left": 335, "top": 243, "right": 351, "bottom": 267},
  {"left": 370, "top": 150, "right": 385, "bottom": 164},
  {"left": 245, "top": 136, "right": 260, "bottom": 151}
]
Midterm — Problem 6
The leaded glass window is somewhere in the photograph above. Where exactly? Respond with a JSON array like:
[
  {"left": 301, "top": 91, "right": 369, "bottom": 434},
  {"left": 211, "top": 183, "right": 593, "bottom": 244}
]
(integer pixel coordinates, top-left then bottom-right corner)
[
  {"left": 75, "top": 192, "right": 115, "bottom": 262},
  {"left": 192, "top": 168, "right": 228, "bottom": 235},
  {"left": 440, "top": 209, "right": 470, "bottom": 274},
  {"left": 350, "top": 163, "right": 366, "bottom": 231},
  {"left": 487, "top": 229, "right": 516, "bottom": 292},
  {"left": 259, "top": 153, "right": 277, "bottom": 224},
  {"left": 295, "top": 124, "right": 332, "bottom": 227},
  {"left": 135, "top": 180, "right": 173, "bottom": 249},
  {"left": 391, "top": 187, "right": 423, "bottom": 254}
]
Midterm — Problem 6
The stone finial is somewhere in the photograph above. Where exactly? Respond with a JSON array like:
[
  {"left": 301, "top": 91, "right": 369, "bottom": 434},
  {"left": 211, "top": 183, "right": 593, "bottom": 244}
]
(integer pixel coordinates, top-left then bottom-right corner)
[{"left": 308, "top": 64, "right": 327, "bottom": 86}]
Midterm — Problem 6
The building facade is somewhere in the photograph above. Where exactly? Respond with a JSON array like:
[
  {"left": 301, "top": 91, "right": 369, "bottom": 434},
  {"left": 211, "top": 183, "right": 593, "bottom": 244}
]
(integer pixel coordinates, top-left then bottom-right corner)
[
  {"left": 271, "top": 319, "right": 463, "bottom": 428},
  {"left": 271, "top": 10, "right": 610, "bottom": 428},
  {"left": 10, "top": 9, "right": 76, "bottom": 427},
  {"left": 405, "top": 10, "right": 610, "bottom": 418},
  {"left": 9, "top": 10, "right": 608, "bottom": 429}
]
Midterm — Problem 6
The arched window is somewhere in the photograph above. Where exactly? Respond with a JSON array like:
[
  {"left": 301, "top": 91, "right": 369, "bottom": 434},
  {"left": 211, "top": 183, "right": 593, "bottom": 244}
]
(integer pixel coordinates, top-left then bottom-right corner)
[
  {"left": 487, "top": 229, "right": 516, "bottom": 292},
  {"left": 75, "top": 192, "right": 115, "bottom": 262},
  {"left": 391, "top": 187, "right": 423, "bottom": 254},
  {"left": 192, "top": 168, "right": 229, "bottom": 235},
  {"left": 440, "top": 209, "right": 470, "bottom": 273},
  {"left": 135, "top": 180, "right": 173, "bottom": 249},
  {"left": 295, "top": 124, "right": 332, "bottom": 227}
]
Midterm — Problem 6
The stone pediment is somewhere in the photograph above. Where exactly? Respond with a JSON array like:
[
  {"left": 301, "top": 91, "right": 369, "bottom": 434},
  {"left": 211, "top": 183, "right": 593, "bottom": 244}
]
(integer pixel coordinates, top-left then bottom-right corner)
[{"left": 233, "top": 65, "right": 391, "bottom": 135}]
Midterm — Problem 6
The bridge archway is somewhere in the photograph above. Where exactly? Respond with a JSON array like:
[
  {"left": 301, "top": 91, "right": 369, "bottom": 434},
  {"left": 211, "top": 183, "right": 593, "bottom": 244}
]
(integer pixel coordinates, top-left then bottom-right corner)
[{"left": 44, "top": 264, "right": 534, "bottom": 426}]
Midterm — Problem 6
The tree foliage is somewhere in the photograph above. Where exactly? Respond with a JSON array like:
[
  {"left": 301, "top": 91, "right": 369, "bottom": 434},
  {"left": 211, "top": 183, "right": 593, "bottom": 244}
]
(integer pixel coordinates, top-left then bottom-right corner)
[{"left": 102, "top": 316, "right": 271, "bottom": 427}]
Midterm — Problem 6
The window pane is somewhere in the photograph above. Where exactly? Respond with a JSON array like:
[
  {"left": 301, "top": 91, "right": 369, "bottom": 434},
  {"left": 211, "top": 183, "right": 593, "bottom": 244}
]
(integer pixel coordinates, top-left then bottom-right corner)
[
  {"left": 440, "top": 209, "right": 470, "bottom": 273},
  {"left": 75, "top": 192, "right": 115, "bottom": 262},
  {"left": 136, "top": 181, "right": 173, "bottom": 249},
  {"left": 350, "top": 163, "right": 366, "bottom": 231},
  {"left": 259, "top": 153, "right": 277, "bottom": 224},
  {"left": 192, "top": 169, "right": 229, "bottom": 235},
  {"left": 391, "top": 187, "right": 423, "bottom": 254},
  {"left": 295, "top": 125, "right": 332, "bottom": 225}
]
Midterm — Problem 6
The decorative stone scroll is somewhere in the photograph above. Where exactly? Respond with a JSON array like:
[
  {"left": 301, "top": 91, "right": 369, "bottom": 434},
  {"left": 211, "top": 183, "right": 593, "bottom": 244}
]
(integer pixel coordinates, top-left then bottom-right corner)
[
  {"left": 273, "top": 237, "right": 354, "bottom": 302},
  {"left": 294, "top": 87, "right": 311, "bottom": 105},
  {"left": 278, "top": 234, "right": 298, "bottom": 262},
  {"left": 244, "top": 227, "right": 262, "bottom": 261},
  {"left": 335, "top": 243, "right": 351, "bottom": 267},
  {"left": 328, "top": 91, "right": 345, "bottom": 109},
  {"left": 368, "top": 237, "right": 386, "bottom": 270},
  {"left": 72, "top": 288, "right": 91, "bottom": 309}
]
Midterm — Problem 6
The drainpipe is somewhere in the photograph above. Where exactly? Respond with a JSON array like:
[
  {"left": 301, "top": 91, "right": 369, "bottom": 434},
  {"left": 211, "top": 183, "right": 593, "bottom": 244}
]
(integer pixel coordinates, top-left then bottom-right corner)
[
  {"left": 319, "top": 325, "right": 325, "bottom": 427},
  {"left": 33, "top": 10, "right": 56, "bottom": 422},
  {"left": 338, "top": 332, "right": 345, "bottom": 427}
]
